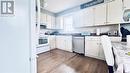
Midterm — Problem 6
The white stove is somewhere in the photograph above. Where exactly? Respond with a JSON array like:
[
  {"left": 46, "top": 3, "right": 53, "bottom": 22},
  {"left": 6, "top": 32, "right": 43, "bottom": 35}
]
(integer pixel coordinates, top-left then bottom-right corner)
[{"left": 36, "top": 34, "right": 50, "bottom": 54}]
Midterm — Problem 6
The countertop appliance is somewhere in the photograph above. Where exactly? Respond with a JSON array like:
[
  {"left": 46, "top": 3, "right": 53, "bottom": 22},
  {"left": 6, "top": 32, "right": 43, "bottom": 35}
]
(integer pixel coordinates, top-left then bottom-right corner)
[
  {"left": 72, "top": 35, "right": 85, "bottom": 55},
  {"left": 108, "top": 30, "right": 118, "bottom": 36}
]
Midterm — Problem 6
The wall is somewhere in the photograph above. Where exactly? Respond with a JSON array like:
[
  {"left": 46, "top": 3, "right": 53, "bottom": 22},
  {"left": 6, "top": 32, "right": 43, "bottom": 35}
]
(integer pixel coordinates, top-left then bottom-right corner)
[
  {"left": 59, "top": 24, "right": 119, "bottom": 34},
  {"left": 0, "top": 0, "right": 32, "bottom": 73},
  {"left": 73, "top": 25, "right": 119, "bottom": 33}
]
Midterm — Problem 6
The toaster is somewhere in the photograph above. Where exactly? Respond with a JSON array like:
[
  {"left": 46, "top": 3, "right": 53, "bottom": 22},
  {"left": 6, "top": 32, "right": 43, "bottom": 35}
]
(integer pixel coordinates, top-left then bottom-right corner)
[{"left": 108, "top": 31, "right": 118, "bottom": 36}]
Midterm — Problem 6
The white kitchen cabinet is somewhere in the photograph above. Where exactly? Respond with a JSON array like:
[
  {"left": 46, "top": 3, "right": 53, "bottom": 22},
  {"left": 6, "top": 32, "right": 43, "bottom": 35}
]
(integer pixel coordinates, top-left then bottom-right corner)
[
  {"left": 56, "top": 36, "right": 66, "bottom": 50},
  {"left": 83, "top": 7, "right": 94, "bottom": 26},
  {"left": 56, "top": 16, "right": 64, "bottom": 29},
  {"left": 48, "top": 35, "right": 56, "bottom": 50},
  {"left": 46, "top": 15, "right": 52, "bottom": 28},
  {"left": 51, "top": 16, "right": 56, "bottom": 29},
  {"left": 85, "top": 39, "right": 100, "bottom": 58},
  {"left": 46, "top": 15, "right": 56, "bottom": 29},
  {"left": 94, "top": 4, "right": 107, "bottom": 25},
  {"left": 63, "top": 15, "right": 73, "bottom": 31},
  {"left": 107, "top": 0, "right": 123, "bottom": 24},
  {"left": 65, "top": 36, "right": 72, "bottom": 52},
  {"left": 40, "top": 13, "right": 47, "bottom": 24},
  {"left": 123, "top": 0, "right": 130, "bottom": 10},
  {"left": 85, "top": 36, "right": 121, "bottom": 60},
  {"left": 85, "top": 37, "right": 104, "bottom": 60},
  {"left": 73, "top": 10, "right": 84, "bottom": 28},
  {"left": 40, "top": 13, "right": 56, "bottom": 29},
  {"left": 56, "top": 35, "right": 72, "bottom": 52}
]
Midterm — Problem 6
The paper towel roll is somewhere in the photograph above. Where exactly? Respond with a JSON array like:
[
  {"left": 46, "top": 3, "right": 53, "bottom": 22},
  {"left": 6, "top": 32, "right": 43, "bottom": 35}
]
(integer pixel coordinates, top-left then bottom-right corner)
[
  {"left": 96, "top": 28, "right": 100, "bottom": 35},
  {"left": 127, "top": 35, "right": 130, "bottom": 48}
]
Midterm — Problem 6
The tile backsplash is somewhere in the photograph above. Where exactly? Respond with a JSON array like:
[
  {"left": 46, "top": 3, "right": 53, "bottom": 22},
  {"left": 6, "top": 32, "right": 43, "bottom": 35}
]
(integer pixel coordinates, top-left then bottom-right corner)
[{"left": 62, "top": 24, "right": 119, "bottom": 34}]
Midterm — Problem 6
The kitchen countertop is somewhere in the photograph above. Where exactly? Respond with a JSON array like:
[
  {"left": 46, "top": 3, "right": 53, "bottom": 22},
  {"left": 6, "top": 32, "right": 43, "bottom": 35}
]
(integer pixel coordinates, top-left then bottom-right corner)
[
  {"left": 112, "top": 42, "right": 130, "bottom": 73},
  {"left": 46, "top": 34, "right": 120, "bottom": 37}
]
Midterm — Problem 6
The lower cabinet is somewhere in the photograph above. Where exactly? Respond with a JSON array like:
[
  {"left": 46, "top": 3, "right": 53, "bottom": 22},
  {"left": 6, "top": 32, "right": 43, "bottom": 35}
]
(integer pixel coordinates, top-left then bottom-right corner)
[
  {"left": 85, "top": 36, "right": 105, "bottom": 60},
  {"left": 85, "top": 36, "right": 121, "bottom": 60},
  {"left": 56, "top": 35, "right": 72, "bottom": 52},
  {"left": 56, "top": 36, "right": 66, "bottom": 50},
  {"left": 48, "top": 35, "right": 56, "bottom": 50},
  {"left": 64, "top": 36, "right": 72, "bottom": 52}
]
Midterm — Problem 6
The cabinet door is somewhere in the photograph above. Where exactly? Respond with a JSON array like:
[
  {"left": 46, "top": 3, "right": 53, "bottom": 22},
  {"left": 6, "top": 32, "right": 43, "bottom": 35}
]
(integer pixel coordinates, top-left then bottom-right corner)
[
  {"left": 56, "top": 17, "right": 64, "bottom": 29},
  {"left": 65, "top": 36, "right": 72, "bottom": 52},
  {"left": 85, "top": 39, "right": 99, "bottom": 58},
  {"left": 56, "top": 36, "right": 65, "bottom": 50},
  {"left": 83, "top": 7, "right": 94, "bottom": 26},
  {"left": 51, "top": 16, "right": 56, "bottom": 29},
  {"left": 40, "top": 13, "right": 47, "bottom": 24},
  {"left": 47, "top": 15, "right": 52, "bottom": 28},
  {"left": 123, "top": 0, "right": 130, "bottom": 9},
  {"left": 73, "top": 11, "right": 84, "bottom": 28},
  {"left": 63, "top": 15, "right": 73, "bottom": 31},
  {"left": 94, "top": 4, "right": 107, "bottom": 25},
  {"left": 107, "top": 0, "right": 123, "bottom": 24},
  {"left": 49, "top": 36, "right": 56, "bottom": 49}
]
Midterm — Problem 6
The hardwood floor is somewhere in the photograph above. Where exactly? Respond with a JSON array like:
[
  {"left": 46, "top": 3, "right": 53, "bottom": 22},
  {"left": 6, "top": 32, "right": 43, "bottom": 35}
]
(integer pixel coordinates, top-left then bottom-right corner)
[{"left": 38, "top": 49, "right": 108, "bottom": 73}]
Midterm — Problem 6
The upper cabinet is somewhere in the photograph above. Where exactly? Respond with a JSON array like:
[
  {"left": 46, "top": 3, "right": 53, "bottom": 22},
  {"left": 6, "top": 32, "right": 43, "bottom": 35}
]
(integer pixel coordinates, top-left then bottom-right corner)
[
  {"left": 51, "top": 16, "right": 56, "bottom": 28},
  {"left": 56, "top": 36, "right": 66, "bottom": 50},
  {"left": 83, "top": 7, "right": 94, "bottom": 27},
  {"left": 55, "top": 0, "right": 126, "bottom": 28},
  {"left": 40, "top": 13, "right": 56, "bottom": 29},
  {"left": 40, "top": 13, "right": 47, "bottom": 24},
  {"left": 46, "top": 14, "right": 52, "bottom": 28},
  {"left": 94, "top": 4, "right": 107, "bottom": 26},
  {"left": 107, "top": 0, "right": 123, "bottom": 24},
  {"left": 55, "top": 16, "right": 64, "bottom": 29},
  {"left": 73, "top": 10, "right": 84, "bottom": 28},
  {"left": 63, "top": 15, "right": 74, "bottom": 31},
  {"left": 123, "top": 0, "right": 130, "bottom": 10}
]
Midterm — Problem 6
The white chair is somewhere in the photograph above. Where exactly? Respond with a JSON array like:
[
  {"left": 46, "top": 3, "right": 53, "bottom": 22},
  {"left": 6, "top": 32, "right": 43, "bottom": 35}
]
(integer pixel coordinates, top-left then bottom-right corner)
[
  {"left": 101, "top": 35, "right": 114, "bottom": 73},
  {"left": 113, "top": 47, "right": 123, "bottom": 73}
]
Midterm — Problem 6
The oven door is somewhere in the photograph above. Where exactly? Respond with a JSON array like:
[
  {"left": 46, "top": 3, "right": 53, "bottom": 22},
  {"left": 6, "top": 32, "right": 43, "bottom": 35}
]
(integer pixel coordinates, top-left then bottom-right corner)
[{"left": 38, "top": 36, "right": 49, "bottom": 46}]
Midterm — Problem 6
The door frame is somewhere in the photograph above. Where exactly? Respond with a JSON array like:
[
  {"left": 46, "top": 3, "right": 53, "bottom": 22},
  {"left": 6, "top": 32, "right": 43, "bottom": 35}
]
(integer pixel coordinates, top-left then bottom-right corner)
[{"left": 29, "top": 0, "right": 37, "bottom": 73}]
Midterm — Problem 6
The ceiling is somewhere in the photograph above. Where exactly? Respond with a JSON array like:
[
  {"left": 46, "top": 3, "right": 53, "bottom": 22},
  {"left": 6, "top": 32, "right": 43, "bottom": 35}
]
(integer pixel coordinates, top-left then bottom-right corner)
[{"left": 44, "top": 0, "right": 92, "bottom": 13}]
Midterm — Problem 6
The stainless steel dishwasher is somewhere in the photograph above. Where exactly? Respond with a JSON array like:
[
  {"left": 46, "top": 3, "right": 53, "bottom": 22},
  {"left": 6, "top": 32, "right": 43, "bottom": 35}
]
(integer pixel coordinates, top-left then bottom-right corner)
[{"left": 72, "top": 35, "right": 85, "bottom": 55}]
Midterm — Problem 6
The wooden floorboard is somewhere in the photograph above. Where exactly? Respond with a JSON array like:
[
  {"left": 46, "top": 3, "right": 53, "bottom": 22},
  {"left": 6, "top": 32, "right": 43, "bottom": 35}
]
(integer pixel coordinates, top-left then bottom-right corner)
[{"left": 38, "top": 49, "right": 108, "bottom": 73}]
